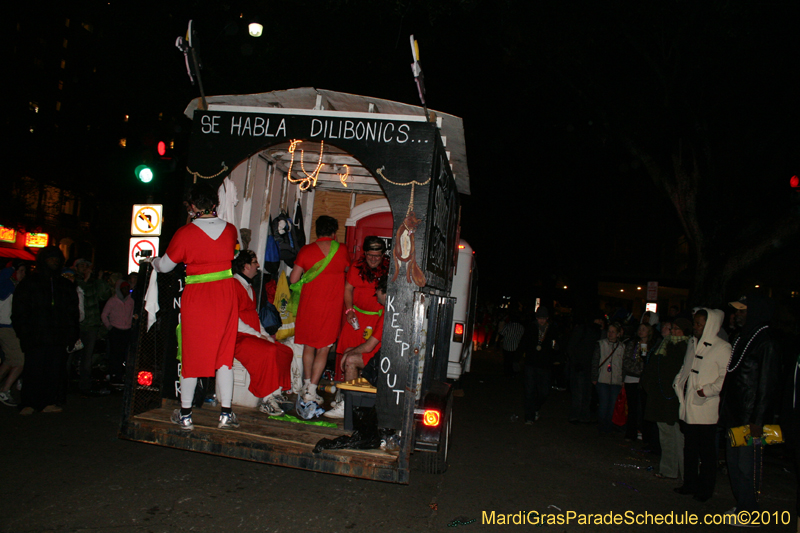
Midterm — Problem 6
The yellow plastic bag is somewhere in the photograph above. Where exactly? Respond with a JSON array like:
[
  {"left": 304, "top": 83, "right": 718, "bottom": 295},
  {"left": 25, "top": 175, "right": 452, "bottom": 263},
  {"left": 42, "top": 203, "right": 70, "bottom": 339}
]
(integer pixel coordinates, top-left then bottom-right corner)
[
  {"left": 274, "top": 271, "right": 295, "bottom": 341},
  {"left": 728, "top": 424, "right": 783, "bottom": 447}
]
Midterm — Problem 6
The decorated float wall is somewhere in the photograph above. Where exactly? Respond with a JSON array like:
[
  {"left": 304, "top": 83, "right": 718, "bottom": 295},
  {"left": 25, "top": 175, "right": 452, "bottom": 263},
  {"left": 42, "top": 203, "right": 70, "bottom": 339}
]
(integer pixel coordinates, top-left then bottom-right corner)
[{"left": 185, "top": 110, "right": 461, "bottom": 430}]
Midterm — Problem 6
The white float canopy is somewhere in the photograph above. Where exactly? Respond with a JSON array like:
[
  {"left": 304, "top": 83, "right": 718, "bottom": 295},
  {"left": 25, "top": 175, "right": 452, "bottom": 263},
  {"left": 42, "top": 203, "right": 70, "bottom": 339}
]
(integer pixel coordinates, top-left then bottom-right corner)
[{"left": 184, "top": 87, "right": 470, "bottom": 195}]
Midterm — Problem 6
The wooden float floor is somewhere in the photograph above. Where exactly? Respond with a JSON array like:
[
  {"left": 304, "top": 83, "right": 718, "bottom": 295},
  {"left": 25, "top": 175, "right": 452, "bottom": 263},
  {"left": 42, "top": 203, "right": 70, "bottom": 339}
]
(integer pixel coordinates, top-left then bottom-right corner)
[{"left": 122, "top": 400, "right": 402, "bottom": 482}]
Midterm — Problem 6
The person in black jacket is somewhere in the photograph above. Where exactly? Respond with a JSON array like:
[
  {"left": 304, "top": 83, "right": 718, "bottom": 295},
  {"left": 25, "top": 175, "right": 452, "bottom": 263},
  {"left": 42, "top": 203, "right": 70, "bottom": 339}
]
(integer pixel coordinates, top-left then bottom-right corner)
[
  {"left": 718, "top": 293, "right": 781, "bottom": 516},
  {"left": 523, "top": 306, "right": 559, "bottom": 424},
  {"left": 11, "top": 246, "right": 80, "bottom": 414},
  {"left": 567, "top": 311, "right": 604, "bottom": 423}
]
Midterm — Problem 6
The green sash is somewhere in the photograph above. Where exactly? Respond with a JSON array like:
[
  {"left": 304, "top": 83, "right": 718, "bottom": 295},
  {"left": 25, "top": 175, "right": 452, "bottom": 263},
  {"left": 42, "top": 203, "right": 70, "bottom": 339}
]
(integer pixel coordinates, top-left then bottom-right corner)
[
  {"left": 177, "top": 268, "right": 233, "bottom": 361},
  {"left": 185, "top": 268, "right": 232, "bottom": 285},
  {"left": 354, "top": 305, "right": 383, "bottom": 317},
  {"left": 288, "top": 240, "right": 339, "bottom": 316}
]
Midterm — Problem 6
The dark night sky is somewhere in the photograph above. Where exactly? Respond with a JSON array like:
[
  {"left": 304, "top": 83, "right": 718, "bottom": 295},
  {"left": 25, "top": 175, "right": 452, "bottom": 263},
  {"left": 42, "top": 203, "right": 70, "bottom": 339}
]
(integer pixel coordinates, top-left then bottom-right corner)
[{"left": 14, "top": 1, "right": 800, "bottom": 303}]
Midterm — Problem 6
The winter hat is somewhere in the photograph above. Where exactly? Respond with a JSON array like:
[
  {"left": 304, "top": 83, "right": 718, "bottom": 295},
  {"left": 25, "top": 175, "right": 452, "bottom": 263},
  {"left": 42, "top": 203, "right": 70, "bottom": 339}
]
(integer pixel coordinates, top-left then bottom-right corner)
[{"left": 673, "top": 318, "right": 692, "bottom": 336}]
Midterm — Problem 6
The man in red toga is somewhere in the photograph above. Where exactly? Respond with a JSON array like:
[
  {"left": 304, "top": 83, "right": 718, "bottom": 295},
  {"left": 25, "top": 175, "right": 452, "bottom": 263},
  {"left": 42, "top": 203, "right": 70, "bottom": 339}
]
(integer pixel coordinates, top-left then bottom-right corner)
[
  {"left": 289, "top": 215, "right": 349, "bottom": 408},
  {"left": 153, "top": 184, "right": 239, "bottom": 431},
  {"left": 230, "top": 249, "right": 293, "bottom": 416}
]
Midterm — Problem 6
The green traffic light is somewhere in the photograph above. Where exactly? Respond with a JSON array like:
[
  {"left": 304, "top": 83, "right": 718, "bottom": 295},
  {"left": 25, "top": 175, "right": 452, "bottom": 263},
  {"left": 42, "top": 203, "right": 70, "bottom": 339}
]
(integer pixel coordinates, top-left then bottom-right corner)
[{"left": 135, "top": 164, "right": 154, "bottom": 183}]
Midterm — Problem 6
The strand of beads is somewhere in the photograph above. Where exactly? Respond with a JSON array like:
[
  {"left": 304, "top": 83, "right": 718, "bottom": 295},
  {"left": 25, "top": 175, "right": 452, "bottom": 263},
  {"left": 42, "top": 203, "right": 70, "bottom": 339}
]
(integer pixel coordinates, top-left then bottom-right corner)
[{"left": 727, "top": 326, "right": 769, "bottom": 372}]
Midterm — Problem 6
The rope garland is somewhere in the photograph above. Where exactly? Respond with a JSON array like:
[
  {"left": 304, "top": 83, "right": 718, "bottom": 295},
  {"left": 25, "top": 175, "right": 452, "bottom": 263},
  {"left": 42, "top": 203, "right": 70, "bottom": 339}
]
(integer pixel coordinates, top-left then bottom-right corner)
[
  {"left": 376, "top": 166, "right": 430, "bottom": 215},
  {"left": 186, "top": 165, "right": 229, "bottom": 183}
]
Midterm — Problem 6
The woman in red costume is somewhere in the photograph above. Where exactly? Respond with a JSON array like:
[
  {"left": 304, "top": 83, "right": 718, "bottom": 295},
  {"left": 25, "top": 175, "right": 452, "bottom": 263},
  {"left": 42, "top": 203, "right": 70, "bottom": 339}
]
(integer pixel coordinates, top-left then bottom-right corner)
[
  {"left": 152, "top": 184, "right": 239, "bottom": 431},
  {"left": 334, "top": 236, "right": 388, "bottom": 381},
  {"left": 289, "top": 215, "right": 349, "bottom": 406},
  {"left": 230, "top": 249, "right": 293, "bottom": 416}
]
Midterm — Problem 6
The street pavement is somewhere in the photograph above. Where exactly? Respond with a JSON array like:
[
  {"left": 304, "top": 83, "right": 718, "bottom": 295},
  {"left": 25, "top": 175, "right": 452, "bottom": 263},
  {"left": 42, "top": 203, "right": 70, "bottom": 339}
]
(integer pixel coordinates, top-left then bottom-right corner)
[{"left": 1, "top": 347, "right": 795, "bottom": 532}]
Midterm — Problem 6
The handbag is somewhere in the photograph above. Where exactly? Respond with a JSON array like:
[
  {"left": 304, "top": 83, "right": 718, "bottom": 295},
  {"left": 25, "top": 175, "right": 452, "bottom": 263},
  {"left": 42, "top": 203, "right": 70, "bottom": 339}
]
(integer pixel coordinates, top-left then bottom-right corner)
[
  {"left": 273, "top": 271, "right": 295, "bottom": 341},
  {"left": 728, "top": 424, "right": 783, "bottom": 447},
  {"left": 623, "top": 343, "right": 645, "bottom": 378}
]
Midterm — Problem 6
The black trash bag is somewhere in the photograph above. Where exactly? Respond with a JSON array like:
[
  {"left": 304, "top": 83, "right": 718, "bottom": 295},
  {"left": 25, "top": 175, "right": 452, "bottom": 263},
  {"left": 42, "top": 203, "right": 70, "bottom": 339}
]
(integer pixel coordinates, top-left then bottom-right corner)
[
  {"left": 313, "top": 407, "right": 381, "bottom": 453},
  {"left": 360, "top": 349, "right": 380, "bottom": 387}
]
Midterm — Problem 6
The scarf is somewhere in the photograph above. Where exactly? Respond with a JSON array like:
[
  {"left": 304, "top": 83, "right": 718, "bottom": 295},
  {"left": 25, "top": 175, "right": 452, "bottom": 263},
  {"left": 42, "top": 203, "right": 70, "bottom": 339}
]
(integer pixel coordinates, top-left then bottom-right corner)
[{"left": 354, "top": 254, "right": 389, "bottom": 283}]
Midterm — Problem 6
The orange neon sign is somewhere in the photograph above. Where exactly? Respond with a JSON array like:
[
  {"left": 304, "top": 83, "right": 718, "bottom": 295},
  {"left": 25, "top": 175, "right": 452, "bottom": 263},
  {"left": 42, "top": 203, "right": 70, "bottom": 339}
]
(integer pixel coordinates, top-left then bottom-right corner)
[
  {"left": 0, "top": 226, "right": 15, "bottom": 244},
  {"left": 25, "top": 233, "right": 49, "bottom": 248}
]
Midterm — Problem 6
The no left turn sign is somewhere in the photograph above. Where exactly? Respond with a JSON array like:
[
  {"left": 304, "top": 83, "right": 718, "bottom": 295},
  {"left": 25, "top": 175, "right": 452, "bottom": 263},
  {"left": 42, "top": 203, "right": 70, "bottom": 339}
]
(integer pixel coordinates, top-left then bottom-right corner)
[{"left": 131, "top": 204, "right": 163, "bottom": 236}]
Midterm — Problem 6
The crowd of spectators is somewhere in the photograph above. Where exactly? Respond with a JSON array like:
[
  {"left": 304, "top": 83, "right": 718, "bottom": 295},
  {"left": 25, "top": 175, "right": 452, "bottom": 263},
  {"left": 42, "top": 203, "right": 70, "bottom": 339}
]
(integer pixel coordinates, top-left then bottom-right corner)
[
  {"left": 486, "top": 293, "right": 791, "bottom": 524},
  {"left": 0, "top": 251, "right": 138, "bottom": 414}
]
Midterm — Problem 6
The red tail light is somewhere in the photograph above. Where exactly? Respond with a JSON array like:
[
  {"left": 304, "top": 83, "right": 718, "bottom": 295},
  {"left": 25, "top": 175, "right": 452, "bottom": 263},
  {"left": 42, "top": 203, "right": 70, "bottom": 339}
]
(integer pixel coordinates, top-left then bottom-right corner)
[
  {"left": 423, "top": 409, "right": 441, "bottom": 427},
  {"left": 452, "top": 322, "right": 464, "bottom": 343},
  {"left": 137, "top": 371, "right": 153, "bottom": 387}
]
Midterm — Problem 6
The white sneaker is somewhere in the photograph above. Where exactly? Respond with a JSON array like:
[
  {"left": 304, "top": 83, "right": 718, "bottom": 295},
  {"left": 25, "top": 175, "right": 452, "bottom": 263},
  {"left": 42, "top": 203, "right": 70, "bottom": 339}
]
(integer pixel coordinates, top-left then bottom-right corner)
[
  {"left": 302, "top": 385, "right": 323, "bottom": 404},
  {"left": 323, "top": 400, "right": 345, "bottom": 419},
  {"left": 0, "top": 390, "right": 17, "bottom": 407},
  {"left": 170, "top": 409, "right": 193, "bottom": 432},
  {"left": 259, "top": 395, "right": 284, "bottom": 417},
  {"left": 218, "top": 411, "right": 240, "bottom": 429},
  {"left": 272, "top": 391, "right": 289, "bottom": 403}
]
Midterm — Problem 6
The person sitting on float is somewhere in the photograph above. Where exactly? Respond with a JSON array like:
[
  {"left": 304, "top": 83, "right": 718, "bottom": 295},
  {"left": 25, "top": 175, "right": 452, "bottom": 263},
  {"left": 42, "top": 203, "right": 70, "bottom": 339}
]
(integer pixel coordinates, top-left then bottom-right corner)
[{"left": 230, "top": 249, "right": 294, "bottom": 416}]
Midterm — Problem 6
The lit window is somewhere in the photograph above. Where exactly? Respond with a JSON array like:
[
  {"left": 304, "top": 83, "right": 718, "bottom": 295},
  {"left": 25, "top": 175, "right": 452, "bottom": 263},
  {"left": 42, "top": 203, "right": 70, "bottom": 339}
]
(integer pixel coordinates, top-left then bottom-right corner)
[
  {"left": 29, "top": 102, "right": 39, "bottom": 113},
  {"left": 63, "top": 39, "right": 68, "bottom": 48},
  {"left": 65, "top": 18, "right": 70, "bottom": 27},
  {"left": 82, "top": 22, "right": 93, "bottom": 33},
  {"left": 169, "top": 140, "right": 175, "bottom": 150},
  {"left": 119, "top": 138, "right": 127, "bottom": 148},
  {"left": 158, "top": 112, "right": 163, "bottom": 121},
  {"left": 58, "top": 80, "right": 64, "bottom": 90},
  {"left": 55, "top": 101, "right": 61, "bottom": 111},
  {"left": 60, "top": 60, "right": 66, "bottom": 69}
]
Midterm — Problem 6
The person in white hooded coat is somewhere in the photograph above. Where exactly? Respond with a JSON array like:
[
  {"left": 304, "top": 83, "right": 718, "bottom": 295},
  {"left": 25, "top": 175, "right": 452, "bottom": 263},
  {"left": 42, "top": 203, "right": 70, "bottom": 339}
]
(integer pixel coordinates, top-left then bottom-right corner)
[{"left": 672, "top": 308, "right": 731, "bottom": 502}]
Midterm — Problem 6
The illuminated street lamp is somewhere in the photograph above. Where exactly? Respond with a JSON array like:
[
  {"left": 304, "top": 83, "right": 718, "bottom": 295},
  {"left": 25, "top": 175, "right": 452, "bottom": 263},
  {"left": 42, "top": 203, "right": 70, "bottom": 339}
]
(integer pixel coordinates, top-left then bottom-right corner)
[{"left": 248, "top": 21, "right": 263, "bottom": 37}]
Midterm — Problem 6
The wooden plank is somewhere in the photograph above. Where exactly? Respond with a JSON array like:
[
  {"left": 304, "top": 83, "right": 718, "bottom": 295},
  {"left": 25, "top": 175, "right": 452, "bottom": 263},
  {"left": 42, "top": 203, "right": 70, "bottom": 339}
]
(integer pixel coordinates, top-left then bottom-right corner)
[
  {"left": 354, "top": 193, "right": 385, "bottom": 207},
  {"left": 312, "top": 190, "right": 353, "bottom": 242},
  {"left": 121, "top": 404, "right": 401, "bottom": 483},
  {"left": 143, "top": 402, "right": 396, "bottom": 460},
  {"left": 142, "top": 404, "right": 349, "bottom": 446}
]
